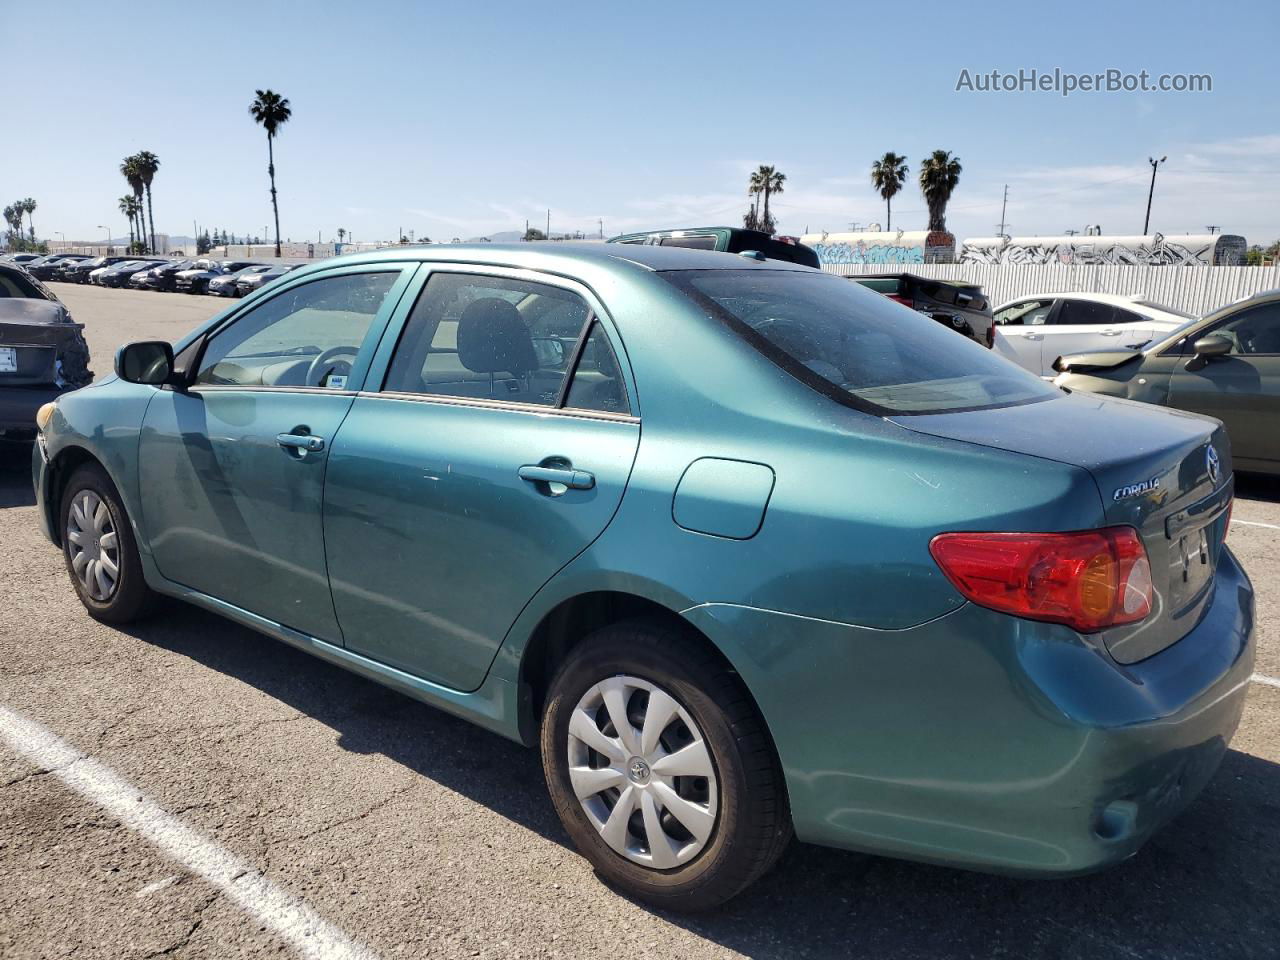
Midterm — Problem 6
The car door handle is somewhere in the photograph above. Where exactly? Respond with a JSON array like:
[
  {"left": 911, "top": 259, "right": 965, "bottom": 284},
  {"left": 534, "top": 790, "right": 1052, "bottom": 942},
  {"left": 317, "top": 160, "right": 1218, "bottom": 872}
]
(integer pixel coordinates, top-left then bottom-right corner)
[
  {"left": 277, "top": 433, "right": 326, "bottom": 453},
  {"left": 518, "top": 464, "right": 595, "bottom": 490},
  {"left": 1100, "top": 330, "right": 1123, "bottom": 336},
  {"left": 1024, "top": 333, "right": 1043, "bottom": 341}
]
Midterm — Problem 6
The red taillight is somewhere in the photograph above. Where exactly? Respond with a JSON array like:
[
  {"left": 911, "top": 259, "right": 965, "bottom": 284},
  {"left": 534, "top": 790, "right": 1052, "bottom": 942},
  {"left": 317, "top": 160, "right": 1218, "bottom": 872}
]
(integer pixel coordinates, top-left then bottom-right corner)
[
  {"left": 929, "top": 527, "right": 1153, "bottom": 633},
  {"left": 886, "top": 294, "right": 911, "bottom": 306}
]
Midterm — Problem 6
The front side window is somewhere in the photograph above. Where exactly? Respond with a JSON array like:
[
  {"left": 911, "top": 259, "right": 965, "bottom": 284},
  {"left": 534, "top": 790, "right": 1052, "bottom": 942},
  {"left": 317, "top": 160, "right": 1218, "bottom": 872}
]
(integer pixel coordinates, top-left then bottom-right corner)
[
  {"left": 1208, "top": 304, "right": 1280, "bottom": 355},
  {"left": 384, "top": 273, "right": 592, "bottom": 406},
  {"left": 666, "top": 269, "right": 1056, "bottom": 415},
  {"left": 195, "top": 271, "right": 399, "bottom": 388},
  {"left": 1054, "top": 299, "right": 1115, "bottom": 326},
  {"left": 995, "top": 299, "right": 1053, "bottom": 326}
]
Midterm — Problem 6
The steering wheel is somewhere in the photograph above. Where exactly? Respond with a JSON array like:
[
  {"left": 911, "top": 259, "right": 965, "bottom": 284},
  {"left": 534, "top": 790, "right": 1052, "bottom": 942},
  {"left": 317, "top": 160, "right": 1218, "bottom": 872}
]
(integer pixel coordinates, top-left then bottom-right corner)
[{"left": 306, "top": 345, "right": 359, "bottom": 387}]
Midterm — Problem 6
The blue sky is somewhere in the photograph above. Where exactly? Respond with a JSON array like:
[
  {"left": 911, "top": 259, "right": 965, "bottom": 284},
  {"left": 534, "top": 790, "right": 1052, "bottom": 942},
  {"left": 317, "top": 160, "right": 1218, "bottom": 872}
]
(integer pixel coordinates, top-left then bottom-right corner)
[{"left": 9, "top": 0, "right": 1279, "bottom": 245}]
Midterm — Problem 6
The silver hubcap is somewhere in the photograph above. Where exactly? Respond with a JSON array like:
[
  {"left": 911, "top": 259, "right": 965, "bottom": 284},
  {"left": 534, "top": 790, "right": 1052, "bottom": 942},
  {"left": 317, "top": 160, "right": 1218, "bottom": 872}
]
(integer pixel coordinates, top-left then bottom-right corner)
[
  {"left": 568, "top": 675, "right": 718, "bottom": 869},
  {"left": 67, "top": 491, "right": 119, "bottom": 601}
]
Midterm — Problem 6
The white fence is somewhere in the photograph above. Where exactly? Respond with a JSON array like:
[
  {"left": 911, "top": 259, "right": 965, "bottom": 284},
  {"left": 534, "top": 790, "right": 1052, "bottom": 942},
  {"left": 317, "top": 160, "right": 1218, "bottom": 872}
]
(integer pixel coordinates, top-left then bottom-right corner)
[{"left": 822, "top": 262, "right": 1280, "bottom": 317}]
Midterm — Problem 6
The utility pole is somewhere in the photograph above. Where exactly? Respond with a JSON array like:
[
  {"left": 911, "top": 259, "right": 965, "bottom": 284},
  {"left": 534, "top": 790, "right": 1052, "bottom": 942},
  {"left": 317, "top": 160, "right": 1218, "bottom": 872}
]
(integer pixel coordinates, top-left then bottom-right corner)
[
  {"left": 1143, "top": 156, "right": 1166, "bottom": 234},
  {"left": 546, "top": 209, "right": 551, "bottom": 241},
  {"left": 997, "top": 184, "right": 1009, "bottom": 238},
  {"left": 598, "top": 218, "right": 603, "bottom": 239},
  {"left": 1206, "top": 225, "right": 1219, "bottom": 234}
]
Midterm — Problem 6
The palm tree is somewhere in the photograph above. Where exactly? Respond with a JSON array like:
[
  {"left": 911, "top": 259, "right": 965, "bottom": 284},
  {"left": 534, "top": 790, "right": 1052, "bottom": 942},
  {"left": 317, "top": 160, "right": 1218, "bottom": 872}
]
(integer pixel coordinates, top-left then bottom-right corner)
[
  {"left": 337, "top": 227, "right": 346, "bottom": 244},
  {"left": 135, "top": 151, "right": 160, "bottom": 254},
  {"left": 120, "top": 155, "right": 147, "bottom": 251},
  {"left": 746, "top": 168, "right": 768, "bottom": 228},
  {"left": 870, "top": 152, "right": 909, "bottom": 231},
  {"left": 20, "top": 198, "right": 37, "bottom": 241},
  {"left": 249, "top": 89, "right": 292, "bottom": 256},
  {"left": 918, "top": 150, "right": 962, "bottom": 233},
  {"left": 118, "top": 196, "right": 138, "bottom": 252},
  {"left": 3, "top": 205, "right": 20, "bottom": 247},
  {"left": 756, "top": 165, "right": 786, "bottom": 234}
]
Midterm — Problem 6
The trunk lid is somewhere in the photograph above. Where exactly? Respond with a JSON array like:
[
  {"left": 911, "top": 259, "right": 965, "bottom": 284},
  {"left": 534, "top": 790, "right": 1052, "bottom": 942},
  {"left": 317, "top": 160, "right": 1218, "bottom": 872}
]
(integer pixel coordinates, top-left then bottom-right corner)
[
  {"left": 1053, "top": 349, "right": 1143, "bottom": 374},
  {"left": 0, "top": 304, "right": 87, "bottom": 387},
  {"left": 892, "top": 392, "right": 1232, "bottom": 663}
]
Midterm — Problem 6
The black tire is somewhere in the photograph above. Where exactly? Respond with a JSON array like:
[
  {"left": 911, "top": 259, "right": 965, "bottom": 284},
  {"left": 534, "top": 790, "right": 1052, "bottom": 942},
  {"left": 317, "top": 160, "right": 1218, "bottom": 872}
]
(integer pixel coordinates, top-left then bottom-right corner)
[
  {"left": 59, "top": 463, "right": 156, "bottom": 624},
  {"left": 541, "top": 619, "right": 791, "bottom": 911}
]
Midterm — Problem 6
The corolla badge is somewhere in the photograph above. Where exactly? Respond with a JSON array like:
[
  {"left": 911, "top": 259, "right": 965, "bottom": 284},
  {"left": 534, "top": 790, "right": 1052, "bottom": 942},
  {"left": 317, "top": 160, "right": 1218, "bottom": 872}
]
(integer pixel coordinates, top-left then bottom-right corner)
[
  {"left": 1206, "top": 444, "right": 1221, "bottom": 485},
  {"left": 1113, "top": 477, "right": 1161, "bottom": 502}
]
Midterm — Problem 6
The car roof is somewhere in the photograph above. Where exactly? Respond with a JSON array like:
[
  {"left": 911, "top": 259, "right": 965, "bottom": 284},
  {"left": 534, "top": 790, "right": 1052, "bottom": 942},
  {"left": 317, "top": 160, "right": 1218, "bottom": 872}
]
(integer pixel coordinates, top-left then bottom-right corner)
[{"left": 305, "top": 241, "right": 817, "bottom": 276}]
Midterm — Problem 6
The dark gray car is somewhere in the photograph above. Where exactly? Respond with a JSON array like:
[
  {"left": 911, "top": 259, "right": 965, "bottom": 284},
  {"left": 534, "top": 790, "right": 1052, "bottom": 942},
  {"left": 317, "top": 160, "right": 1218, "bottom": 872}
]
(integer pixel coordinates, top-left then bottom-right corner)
[
  {"left": 1054, "top": 289, "right": 1280, "bottom": 475},
  {"left": 0, "top": 264, "right": 92, "bottom": 439}
]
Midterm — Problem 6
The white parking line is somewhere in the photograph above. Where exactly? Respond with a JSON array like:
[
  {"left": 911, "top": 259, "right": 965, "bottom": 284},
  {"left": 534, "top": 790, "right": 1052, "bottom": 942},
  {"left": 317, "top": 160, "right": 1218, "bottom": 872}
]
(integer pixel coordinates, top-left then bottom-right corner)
[
  {"left": 1233, "top": 519, "right": 1280, "bottom": 530},
  {"left": 0, "top": 704, "right": 378, "bottom": 960},
  {"left": 1253, "top": 674, "right": 1280, "bottom": 689}
]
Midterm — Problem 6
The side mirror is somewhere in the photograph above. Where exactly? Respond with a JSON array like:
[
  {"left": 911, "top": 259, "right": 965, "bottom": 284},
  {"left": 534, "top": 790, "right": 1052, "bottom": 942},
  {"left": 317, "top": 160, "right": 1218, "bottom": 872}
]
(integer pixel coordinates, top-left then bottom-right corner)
[
  {"left": 1192, "top": 335, "right": 1232, "bottom": 359},
  {"left": 532, "top": 337, "right": 567, "bottom": 368},
  {"left": 116, "top": 340, "right": 175, "bottom": 385}
]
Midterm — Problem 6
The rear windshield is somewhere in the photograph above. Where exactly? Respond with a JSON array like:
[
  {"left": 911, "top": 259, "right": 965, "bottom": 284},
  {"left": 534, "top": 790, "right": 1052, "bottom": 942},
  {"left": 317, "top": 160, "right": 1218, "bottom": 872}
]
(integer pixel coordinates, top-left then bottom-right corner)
[{"left": 664, "top": 269, "right": 1056, "bottom": 415}]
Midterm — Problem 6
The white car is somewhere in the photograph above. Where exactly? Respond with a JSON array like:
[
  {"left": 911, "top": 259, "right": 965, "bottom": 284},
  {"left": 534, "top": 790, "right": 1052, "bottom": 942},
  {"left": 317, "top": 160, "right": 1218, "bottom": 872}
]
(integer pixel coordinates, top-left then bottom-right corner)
[{"left": 993, "top": 293, "right": 1195, "bottom": 377}]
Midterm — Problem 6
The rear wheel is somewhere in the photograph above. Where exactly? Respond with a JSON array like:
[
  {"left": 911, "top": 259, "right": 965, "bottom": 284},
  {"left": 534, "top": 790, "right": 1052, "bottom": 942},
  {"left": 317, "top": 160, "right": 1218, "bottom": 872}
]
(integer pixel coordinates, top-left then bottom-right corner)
[
  {"left": 60, "top": 463, "right": 156, "bottom": 623},
  {"left": 541, "top": 620, "right": 791, "bottom": 910}
]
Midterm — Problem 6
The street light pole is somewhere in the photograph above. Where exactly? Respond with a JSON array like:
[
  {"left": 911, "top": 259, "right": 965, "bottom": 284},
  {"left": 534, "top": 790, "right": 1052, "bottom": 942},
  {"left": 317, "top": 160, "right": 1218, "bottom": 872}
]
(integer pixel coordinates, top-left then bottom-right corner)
[
  {"left": 1143, "top": 156, "right": 1166, "bottom": 235},
  {"left": 97, "top": 225, "right": 110, "bottom": 252}
]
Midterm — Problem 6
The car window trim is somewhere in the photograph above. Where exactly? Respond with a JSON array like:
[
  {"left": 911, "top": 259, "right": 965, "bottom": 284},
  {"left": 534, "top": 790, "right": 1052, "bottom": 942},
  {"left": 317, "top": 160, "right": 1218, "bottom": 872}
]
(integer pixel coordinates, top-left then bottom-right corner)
[{"left": 360, "top": 388, "right": 639, "bottom": 423}]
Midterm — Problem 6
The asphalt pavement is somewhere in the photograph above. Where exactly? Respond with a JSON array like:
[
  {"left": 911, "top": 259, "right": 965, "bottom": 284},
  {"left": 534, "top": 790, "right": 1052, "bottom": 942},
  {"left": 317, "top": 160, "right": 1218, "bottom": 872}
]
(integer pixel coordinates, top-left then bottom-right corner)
[{"left": 1, "top": 284, "right": 1277, "bottom": 959}]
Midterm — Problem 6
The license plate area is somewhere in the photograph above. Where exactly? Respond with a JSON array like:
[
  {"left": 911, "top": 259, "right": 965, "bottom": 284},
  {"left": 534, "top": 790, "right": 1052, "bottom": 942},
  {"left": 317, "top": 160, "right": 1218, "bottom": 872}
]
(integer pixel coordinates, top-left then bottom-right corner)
[
  {"left": 0, "top": 347, "right": 16, "bottom": 373},
  {"left": 1170, "top": 522, "right": 1214, "bottom": 611}
]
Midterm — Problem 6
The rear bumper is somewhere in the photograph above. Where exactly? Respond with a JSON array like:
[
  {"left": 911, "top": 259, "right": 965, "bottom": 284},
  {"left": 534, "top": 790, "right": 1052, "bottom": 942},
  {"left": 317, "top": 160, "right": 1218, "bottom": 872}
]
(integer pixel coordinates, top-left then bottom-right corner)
[
  {"left": 0, "top": 385, "right": 63, "bottom": 434},
  {"left": 683, "top": 548, "right": 1254, "bottom": 876}
]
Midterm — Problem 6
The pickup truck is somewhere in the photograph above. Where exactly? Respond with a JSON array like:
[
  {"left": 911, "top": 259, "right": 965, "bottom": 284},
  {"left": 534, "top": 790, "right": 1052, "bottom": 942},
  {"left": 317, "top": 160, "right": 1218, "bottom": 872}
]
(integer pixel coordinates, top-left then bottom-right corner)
[{"left": 850, "top": 273, "right": 994, "bottom": 346}]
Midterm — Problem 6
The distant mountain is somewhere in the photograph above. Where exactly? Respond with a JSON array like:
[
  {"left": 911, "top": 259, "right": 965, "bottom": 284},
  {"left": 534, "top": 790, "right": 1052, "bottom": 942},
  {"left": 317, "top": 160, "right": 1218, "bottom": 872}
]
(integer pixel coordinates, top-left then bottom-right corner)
[{"left": 464, "top": 230, "right": 524, "bottom": 243}]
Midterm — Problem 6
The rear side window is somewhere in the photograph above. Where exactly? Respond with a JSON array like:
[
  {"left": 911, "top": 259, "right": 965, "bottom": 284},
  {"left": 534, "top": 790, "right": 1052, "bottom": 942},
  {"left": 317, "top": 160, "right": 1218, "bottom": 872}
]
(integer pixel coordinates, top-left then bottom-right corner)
[
  {"left": 0, "top": 268, "right": 54, "bottom": 300},
  {"left": 384, "top": 273, "right": 592, "bottom": 407},
  {"left": 1055, "top": 299, "right": 1115, "bottom": 325},
  {"left": 665, "top": 269, "right": 1055, "bottom": 415},
  {"left": 565, "top": 322, "right": 630, "bottom": 414}
]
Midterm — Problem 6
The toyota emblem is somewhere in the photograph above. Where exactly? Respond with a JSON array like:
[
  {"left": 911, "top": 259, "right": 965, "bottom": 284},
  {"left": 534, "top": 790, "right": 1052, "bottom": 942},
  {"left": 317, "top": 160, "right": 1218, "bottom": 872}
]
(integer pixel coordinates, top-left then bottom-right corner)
[{"left": 1206, "top": 445, "right": 1221, "bottom": 485}]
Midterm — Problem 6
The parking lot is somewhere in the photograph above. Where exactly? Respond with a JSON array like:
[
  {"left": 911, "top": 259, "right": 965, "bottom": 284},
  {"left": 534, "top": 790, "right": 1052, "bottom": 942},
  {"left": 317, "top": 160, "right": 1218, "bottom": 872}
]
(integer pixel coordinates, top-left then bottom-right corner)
[{"left": 1, "top": 282, "right": 1278, "bottom": 960}]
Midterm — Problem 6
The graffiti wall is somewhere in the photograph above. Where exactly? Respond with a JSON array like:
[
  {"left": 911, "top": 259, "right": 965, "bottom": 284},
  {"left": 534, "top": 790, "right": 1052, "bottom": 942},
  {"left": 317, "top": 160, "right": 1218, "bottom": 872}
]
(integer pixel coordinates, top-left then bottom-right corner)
[
  {"left": 959, "top": 234, "right": 1247, "bottom": 266},
  {"left": 802, "top": 231, "right": 956, "bottom": 267}
]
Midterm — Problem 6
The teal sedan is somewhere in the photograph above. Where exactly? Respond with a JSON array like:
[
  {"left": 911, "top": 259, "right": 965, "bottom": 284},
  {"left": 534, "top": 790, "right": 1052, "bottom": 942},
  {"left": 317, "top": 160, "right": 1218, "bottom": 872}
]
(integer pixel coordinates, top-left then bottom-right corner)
[{"left": 32, "top": 244, "right": 1254, "bottom": 909}]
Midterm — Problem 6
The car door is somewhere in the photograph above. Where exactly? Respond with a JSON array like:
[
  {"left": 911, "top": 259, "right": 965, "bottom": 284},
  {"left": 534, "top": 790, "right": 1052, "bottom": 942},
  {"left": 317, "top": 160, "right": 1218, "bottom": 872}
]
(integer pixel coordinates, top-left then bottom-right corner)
[
  {"left": 137, "top": 264, "right": 415, "bottom": 640},
  {"left": 1166, "top": 302, "right": 1280, "bottom": 470},
  {"left": 322, "top": 267, "right": 640, "bottom": 691},
  {"left": 992, "top": 298, "right": 1055, "bottom": 373}
]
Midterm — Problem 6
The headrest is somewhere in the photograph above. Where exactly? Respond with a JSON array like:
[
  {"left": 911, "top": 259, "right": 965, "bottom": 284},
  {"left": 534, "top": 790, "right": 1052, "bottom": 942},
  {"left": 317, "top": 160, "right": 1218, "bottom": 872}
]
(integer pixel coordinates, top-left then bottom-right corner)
[{"left": 457, "top": 297, "right": 537, "bottom": 376}]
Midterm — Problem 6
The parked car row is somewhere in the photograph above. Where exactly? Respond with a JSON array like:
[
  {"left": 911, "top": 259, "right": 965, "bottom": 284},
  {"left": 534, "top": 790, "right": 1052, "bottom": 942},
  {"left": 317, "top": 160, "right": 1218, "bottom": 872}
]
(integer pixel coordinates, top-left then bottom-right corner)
[{"left": 0, "top": 252, "right": 302, "bottom": 297}]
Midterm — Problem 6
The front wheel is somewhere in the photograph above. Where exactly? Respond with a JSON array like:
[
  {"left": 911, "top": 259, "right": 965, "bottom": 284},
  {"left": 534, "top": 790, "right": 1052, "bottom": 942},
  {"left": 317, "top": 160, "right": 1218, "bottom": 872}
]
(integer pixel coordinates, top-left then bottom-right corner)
[
  {"left": 541, "top": 621, "right": 791, "bottom": 910},
  {"left": 60, "top": 463, "right": 156, "bottom": 624}
]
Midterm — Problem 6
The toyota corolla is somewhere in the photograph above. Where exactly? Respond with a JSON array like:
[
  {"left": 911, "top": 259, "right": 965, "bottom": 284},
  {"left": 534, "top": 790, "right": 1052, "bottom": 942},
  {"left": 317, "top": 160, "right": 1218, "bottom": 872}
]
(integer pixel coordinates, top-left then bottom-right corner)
[{"left": 32, "top": 244, "right": 1254, "bottom": 909}]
